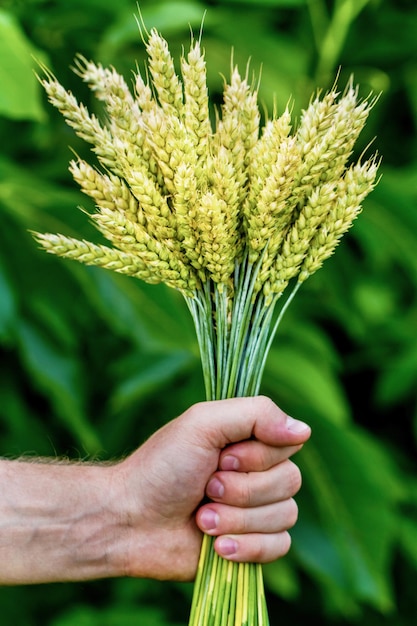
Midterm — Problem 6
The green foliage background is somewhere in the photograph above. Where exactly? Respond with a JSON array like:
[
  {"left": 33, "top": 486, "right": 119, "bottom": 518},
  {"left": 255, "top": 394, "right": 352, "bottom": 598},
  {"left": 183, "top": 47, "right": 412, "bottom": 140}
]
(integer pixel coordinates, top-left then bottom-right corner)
[{"left": 1, "top": 0, "right": 417, "bottom": 623}]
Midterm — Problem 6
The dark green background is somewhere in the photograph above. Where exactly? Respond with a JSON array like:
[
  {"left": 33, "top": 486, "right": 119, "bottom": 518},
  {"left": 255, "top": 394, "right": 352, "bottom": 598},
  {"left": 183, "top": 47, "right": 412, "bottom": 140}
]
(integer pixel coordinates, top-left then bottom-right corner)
[{"left": 1, "top": 0, "right": 417, "bottom": 623}]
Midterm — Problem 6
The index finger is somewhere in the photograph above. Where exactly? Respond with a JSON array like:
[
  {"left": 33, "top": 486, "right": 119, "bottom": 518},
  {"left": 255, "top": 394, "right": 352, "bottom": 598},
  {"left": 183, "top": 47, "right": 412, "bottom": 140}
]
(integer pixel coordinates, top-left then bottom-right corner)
[{"left": 219, "top": 440, "right": 304, "bottom": 472}]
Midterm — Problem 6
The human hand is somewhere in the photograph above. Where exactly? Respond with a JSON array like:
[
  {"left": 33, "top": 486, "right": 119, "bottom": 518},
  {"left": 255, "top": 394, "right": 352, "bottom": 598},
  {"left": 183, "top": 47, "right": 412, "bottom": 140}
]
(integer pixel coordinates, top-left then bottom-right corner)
[
  {"left": 0, "top": 396, "right": 310, "bottom": 585},
  {"left": 115, "top": 396, "right": 311, "bottom": 581}
]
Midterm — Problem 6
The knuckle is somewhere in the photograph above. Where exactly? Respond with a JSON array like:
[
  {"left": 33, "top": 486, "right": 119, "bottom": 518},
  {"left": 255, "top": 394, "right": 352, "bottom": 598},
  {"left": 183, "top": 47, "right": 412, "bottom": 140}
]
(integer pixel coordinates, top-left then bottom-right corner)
[
  {"left": 251, "top": 532, "right": 293, "bottom": 563},
  {"left": 239, "top": 510, "right": 249, "bottom": 534},
  {"left": 259, "top": 444, "right": 275, "bottom": 469},
  {"left": 182, "top": 401, "right": 204, "bottom": 422},
  {"left": 251, "top": 539, "right": 265, "bottom": 562},
  {"left": 278, "top": 531, "right": 292, "bottom": 557},
  {"left": 241, "top": 478, "right": 253, "bottom": 507},
  {"left": 254, "top": 395, "right": 276, "bottom": 415},
  {"left": 286, "top": 498, "right": 299, "bottom": 528},
  {"left": 287, "top": 461, "right": 302, "bottom": 495},
  {"left": 224, "top": 472, "right": 253, "bottom": 507}
]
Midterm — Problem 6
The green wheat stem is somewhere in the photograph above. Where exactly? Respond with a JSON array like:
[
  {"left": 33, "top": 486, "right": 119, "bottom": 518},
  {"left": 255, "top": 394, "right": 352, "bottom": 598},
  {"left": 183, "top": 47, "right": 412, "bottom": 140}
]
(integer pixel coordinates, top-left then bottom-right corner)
[
  {"left": 224, "top": 560, "right": 236, "bottom": 626},
  {"left": 189, "top": 534, "right": 212, "bottom": 626},
  {"left": 224, "top": 254, "right": 267, "bottom": 398},
  {"left": 256, "top": 563, "right": 269, "bottom": 625},
  {"left": 214, "top": 285, "right": 230, "bottom": 400},
  {"left": 250, "top": 281, "right": 302, "bottom": 395},
  {"left": 236, "top": 296, "right": 275, "bottom": 397},
  {"left": 249, "top": 565, "right": 258, "bottom": 626},
  {"left": 185, "top": 287, "right": 216, "bottom": 400},
  {"left": 223, "top": 257, "right": 254, "bottom": 397},
  {"left": 244, "top": 302, "right": 280, "bottom": 397},
  {"left": 205, "top": 550, "right": 220, "bottom": 626},
  {"left": 213, "top": 557, "right": 228, "bottom": 626},
  {"left": 242, "top": 563, "right": 249, "bottom": 626}
]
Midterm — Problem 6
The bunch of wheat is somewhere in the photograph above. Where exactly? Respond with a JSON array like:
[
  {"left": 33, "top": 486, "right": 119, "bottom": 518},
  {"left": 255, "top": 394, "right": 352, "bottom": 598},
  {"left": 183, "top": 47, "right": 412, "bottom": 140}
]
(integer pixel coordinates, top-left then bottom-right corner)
[{"left": 33, "top": 23, "right": 380, "bottom": 626}]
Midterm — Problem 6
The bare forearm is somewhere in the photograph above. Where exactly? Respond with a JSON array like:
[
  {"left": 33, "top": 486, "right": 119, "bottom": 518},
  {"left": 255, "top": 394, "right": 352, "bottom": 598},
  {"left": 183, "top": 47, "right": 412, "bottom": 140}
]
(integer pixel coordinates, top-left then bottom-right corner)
[{"left": 0, "top": 459, "right": 127, "bottom": 584}]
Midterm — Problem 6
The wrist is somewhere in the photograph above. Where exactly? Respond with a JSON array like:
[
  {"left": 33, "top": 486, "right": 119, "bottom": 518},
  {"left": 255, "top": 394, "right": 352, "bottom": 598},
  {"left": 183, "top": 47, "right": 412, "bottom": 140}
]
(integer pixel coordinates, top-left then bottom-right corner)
[
  {"left": 112, "top": 455, "right": 202, "bottom": 582},
  {"left": 61, "top": 462, "right": 130, "bottom": 582}
]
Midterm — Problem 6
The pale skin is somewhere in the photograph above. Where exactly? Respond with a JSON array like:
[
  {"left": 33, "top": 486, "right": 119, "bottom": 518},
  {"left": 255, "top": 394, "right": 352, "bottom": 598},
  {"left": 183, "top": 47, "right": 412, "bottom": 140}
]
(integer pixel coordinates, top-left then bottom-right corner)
[{"left": 0, "top": 396, "right": 310, "bottom": 585}]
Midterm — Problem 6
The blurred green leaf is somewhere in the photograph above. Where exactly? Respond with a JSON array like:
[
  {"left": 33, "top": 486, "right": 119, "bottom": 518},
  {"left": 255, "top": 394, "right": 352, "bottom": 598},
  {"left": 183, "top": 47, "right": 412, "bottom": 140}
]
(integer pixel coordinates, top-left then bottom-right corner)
[
  {"left": 67, "top": 267, "right": 197, "bottom": 351},
  {"left": 0, "top": 254, "right": 17, "bottom": 341},
  {"left": 139, "top": 0, "right": 208, "bottom": 34},
  {"left": 294, "top": 417, "right": 404, "bottom": 613},
  {"left": 399, "top": 515, "right": 417, "bottom": 569},
  {"left": 354, "top": 169, "right": 417, "bottom": 283},
  {"left": 110, "top": 349, "right": 196, "bottom": 413},
  {"left": 375, "top": 342, "right": 417, "bottom": 407},
  {"left": 51, "top": 604, "right": 179, "bottom": 626},
  {"left": 263, "top": 558, "right": 300, "bottom": 600},
  {"left": 215, "top": 0, "right": 306, "bottom": 5},
  {"left": 203, "top": 10, "right": 309, "bottom": 110},
  {"left": 96, "top": 1, "right": 207, "bottom": 64},
  {"left": 0, "top": 371, "right": 53, "bottom": 457},
  {"left": 0, "top": 155, "right": 88, "bottom": 231},
  {"left": 263, "top": 341, "right": 350, "bottom": 426},
  {"left": 0, "top": 8, "right": 46, "bottom": 121},
  {"left": 352, "top": 278, "right": 398, "bottom": 326},
  {"left": 15, "top": 318, "right": 102, "bottom": 454}
]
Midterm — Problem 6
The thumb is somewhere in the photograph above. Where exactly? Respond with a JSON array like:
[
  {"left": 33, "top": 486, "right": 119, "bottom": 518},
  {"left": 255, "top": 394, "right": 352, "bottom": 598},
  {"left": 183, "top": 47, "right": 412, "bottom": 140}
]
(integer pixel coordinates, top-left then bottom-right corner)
[{"left": 180, "top": 396, "right": 311, "bottom": 450}]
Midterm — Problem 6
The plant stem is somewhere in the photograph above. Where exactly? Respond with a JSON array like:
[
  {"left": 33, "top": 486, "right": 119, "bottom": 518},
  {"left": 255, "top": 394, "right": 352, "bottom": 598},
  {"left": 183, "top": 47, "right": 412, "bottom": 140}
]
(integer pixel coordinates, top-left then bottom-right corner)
[{"left": 187, "top": 264, "right": 306, "bottom": 626}]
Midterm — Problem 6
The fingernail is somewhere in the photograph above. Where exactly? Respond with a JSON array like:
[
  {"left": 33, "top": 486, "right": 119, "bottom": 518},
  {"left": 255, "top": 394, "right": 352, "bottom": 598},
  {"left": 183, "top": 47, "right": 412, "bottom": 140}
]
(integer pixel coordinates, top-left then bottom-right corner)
[
  {"left": 217, "top": 537, "right": 238, "bottom": 556},
  {"left": 220, "top": 455, "right": 239, "bottom": 470},
  {"left": 287, "top": 415, "right": 310, "bottom": 434},
  {"left": 207, "top": 478, "right": 225, "bottom": 499},
  {"left": 199, "top": 509, "right": 219, "bottom": 531}
]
